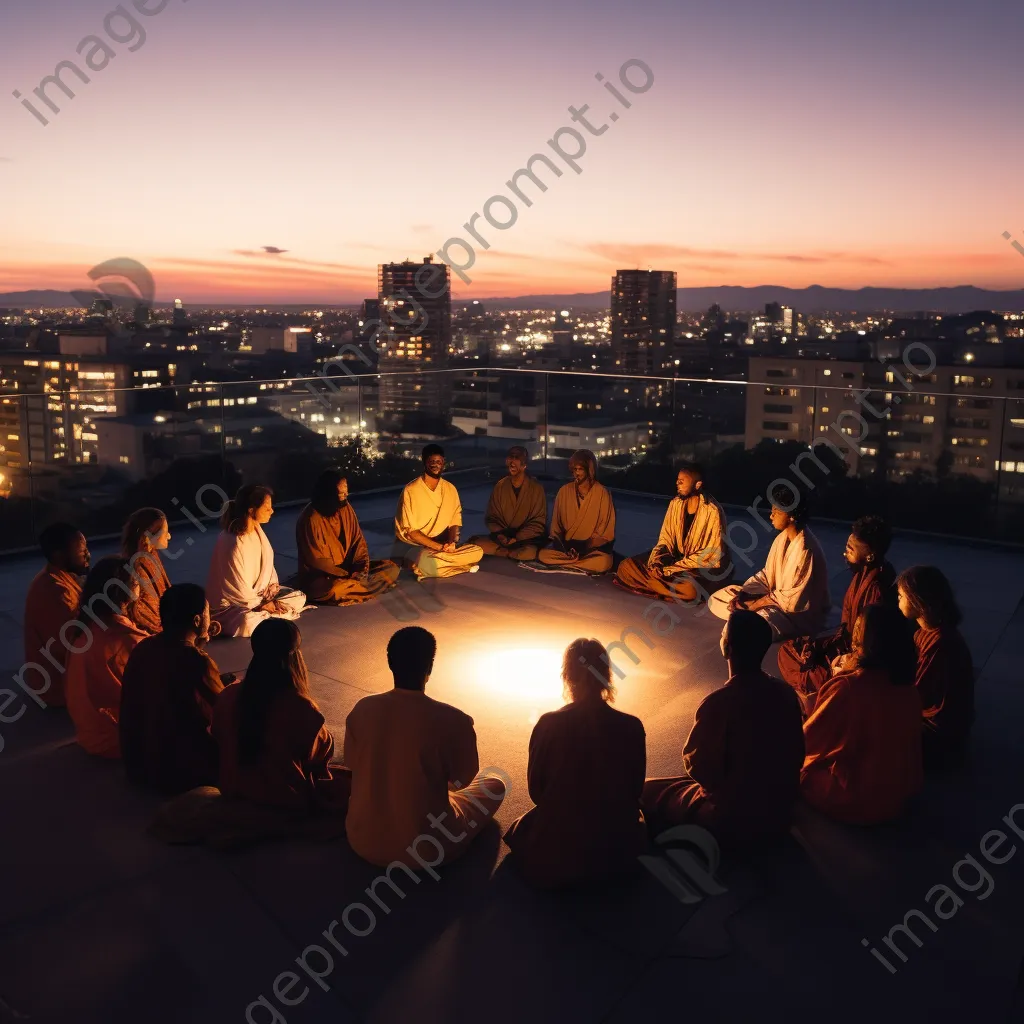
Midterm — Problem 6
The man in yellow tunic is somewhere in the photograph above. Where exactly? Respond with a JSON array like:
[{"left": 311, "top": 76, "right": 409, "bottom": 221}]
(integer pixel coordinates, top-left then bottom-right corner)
[
  {"left": 470, "top": 445, "right": 547, "bottom": 560},
  {"left": 394, "top": 444, "right": 484, "bottom": 579},
  {"left": 615, "top": 462, "right": 733, "bottom": 603},
  {"left": 295, "top": 468, "right": 400, "bottom": 604},
  {"left": 534, "top": 449, "right": 616, "bottom": 574}
]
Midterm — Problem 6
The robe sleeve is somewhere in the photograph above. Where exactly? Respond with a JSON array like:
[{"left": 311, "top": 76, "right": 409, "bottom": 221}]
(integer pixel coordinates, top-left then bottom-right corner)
[
  {"left": 193, "top": 649, "right": 225, "bottom": 710},
  {"left": 768, "top": 542, "right": 818, "bottom": 613},
  {"left": 515, "top": 482, "right": 548, "bottom": 542},
  {"left": 217, "top": 534, "right": 263, "bottom": 610},
  {"left": 681, "top": 692, "right": 728, "bottom": 792},
  {"left": 297, "top": 514, "right": 344, "bottom": 577},
  {"left": 801, "top": 675, "right": 853, "bottom": 773},
  {"left": 447, "top": 715, "right": 480, "bottom": 790},
  {"left": 915, "top": 632, "right": 948, "bottom": 716},
  {"left": 449, "top": 483, "right": 464, "bottom": 529},
  {"left": 484, "top": 483, "right": 505, "bottom": 534},
  {"left": 649, "top": 504, "right": 677, "bottom": 564},
  {"left": 394, "top": 487, "right": 415, "bottom": 541},
  {"left": 592, "top": 487, "right": 615, "bottom": 543},
  {"left": 350, "top": 512, "right": 370, "bottom": 573},
  {"left": 549, "top": 489, "right": 567, "bottom": 541},
  {"left": 671, "top": 504, "right": 727, "bottom": 572},
  {"left": 525, "top": 716, "right": 550, "bottom": 804},
  {"left": 127, "top": 555, "right": 164, "bottom": 634}
]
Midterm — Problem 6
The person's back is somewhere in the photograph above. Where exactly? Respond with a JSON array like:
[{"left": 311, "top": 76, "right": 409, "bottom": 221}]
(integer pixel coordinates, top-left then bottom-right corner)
[
  {"left": 802, "top": 666, "right": 923, "bottom": 823},
  {"left": 120, "top": 631, "right": 221, "bottom": 795},
  {"left": 916, "top": 624, "right": 974, "bottom": 754},
  {"left": 509, "top": 699, "right": 646, "bottom": 887},
  {"left": 344, "top": 687, "right": 478, "bottom": 866},
  {"left": 214, "top": 681, "right": 335, "bottom": 810},
  {"left": 688, "top": 669, "right": 805, "bottom": 842}
]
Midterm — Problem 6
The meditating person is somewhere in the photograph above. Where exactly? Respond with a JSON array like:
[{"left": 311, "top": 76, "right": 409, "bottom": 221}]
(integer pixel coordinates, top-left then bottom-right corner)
[
  {"left": 801, "top": 605, "right": 924, "bottom": 824},
  {"left": 206, "top": 484, "right": 307, "bottom": 637},
  {"left": 535, "top": 449, "right": 616, "bottom": 574},
  {"left": 642, "top": 611, "right": 805, "bottom": 847},
  {"left": 393, "top": 444, "right": 483, "bottom": 579},
  {"left": 777, "top": 514, "right": 897, "bottom": 708},
  {"left": 897, "top": 565, "right": 975, "bottom": 769},
  {"left": 23, "top": 521, "right": 90, "bottom": 707},
  {"left": 470, "top": 445, "right": 548, "bottom": 560},
  {"left": 120, "top": 583, "right": 225, "bottom": 796},
  {"left": 213, "top": 618, "right": 350, "bottom": 817},
  {"left": 503, "top": 637, "right": 647, "bottom": 888},
  {"left": 65, "top": 556, "right": 147, "bottom": 758},
  {"left": 344, "top": 626, "right": 506, "bottom": 869},
  {"left": 615, "top": 462, "right": 732, "bottom": 603},
  {"left": 295, "top": 468, "right": 399, "bottom": 604},
  {"left": 122, "top": 506, "right": 172, "bottom": 635},
  {"left": 709, "top": 486, "right": 830, "bottom": 640}
]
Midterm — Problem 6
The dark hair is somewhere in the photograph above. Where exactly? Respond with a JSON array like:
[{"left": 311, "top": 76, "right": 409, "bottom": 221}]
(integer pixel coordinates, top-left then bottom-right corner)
[
  {"left": 569, "top": 449, "right": 597, "bottom": 481},
  {"left": 562, "top": 637, "right": 614, "bottom": 703},
  {"left": 237, "top": 619, "right": 311, "bottom": 765},
  {"left": 855, "top": 604, "right": 917, "bottom": 686},
  {"left": 851, "top": 515, "right": 892, "bottom": 558},
  {"left": 724, "top": 610, "right": 773, "bottom": 671},
  {"left": 676, "top": 461, "right": 704, "bottom": 481},
  {"left": 220, "top": 484, "right": 273, "bottom": 535},
  {"left": 896, "top": 565, "right": 962, "bottom": 629},
  {"left": 387, "top": 626, "right": 437, "bottom": 690},
  {"left": 421, "top": 444, "right": 445, "bottom": 462},
  {"left": 159, "top": 583, "right": 208, "bottom": 632},
  {"left": 507, "top": 445, "right": 529, "bottom": 462},
  {"left": 78, "top": 555, "right": 137, "bottom": 623},
  {"left": 38, "top": 521, "right": 81, "bottom": 560},
  {"left": 310, "top": 467, "right": 346, "bottom": 516},
  {"left": 120, "top": 507, "right": 166, "bottom": 559},
  {"left": 769, "top": 482, "right": 810, "bottom": 528}
]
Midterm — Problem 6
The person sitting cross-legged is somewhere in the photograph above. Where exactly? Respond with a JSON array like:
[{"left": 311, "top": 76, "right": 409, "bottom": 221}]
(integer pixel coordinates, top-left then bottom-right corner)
[
  {"left": 295, "top": 468, "right": 399, "bottom": 604},
  {"left": 503, "top": 637, "right": 648, "bottom": 888},
  {"left": 800, "top": 604, "right": 924, "bottom": 824},
  {"left": 534, "top": 449, "right": 615, "bottom": 575},
  {"left": 120, "top": 583, "right": 226, "bottom": 796},
  {"left": 615, "top": 462, "right": 733, "bottom": 604},
  {"left": 344, "top": 627, "right": 506, "bottom": 870},
  {"left": 122, "top": 507, "right": 173, "bottom": 636},
  {"left": 708, "top": 485, "right": 830, "bottom": 641},
  {"left": 470, "top": 445, "right": 548, "bottom": 561},
  {"left": 642, "top": 610, "right": 805, "bottom": 848},
  {"left": 778, "top": 514, "right": 896, "bottom": 712}
]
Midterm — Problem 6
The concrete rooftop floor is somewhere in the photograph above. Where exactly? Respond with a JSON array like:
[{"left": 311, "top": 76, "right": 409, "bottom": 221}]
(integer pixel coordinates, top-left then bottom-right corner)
[{"left": 1, "top": 477, "right": 1023, "bottom": 1023}]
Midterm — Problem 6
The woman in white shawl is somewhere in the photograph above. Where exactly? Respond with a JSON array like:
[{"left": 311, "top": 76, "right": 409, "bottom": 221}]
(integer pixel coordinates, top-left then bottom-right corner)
[{"left": 206, "top": 484, "right": 307, "bottom": 638}]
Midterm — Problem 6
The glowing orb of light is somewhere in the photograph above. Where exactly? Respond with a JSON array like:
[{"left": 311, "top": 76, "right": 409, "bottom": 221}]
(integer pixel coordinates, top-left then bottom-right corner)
[{"left": 471, "top": 645, "right": 566, "bottom": 706}]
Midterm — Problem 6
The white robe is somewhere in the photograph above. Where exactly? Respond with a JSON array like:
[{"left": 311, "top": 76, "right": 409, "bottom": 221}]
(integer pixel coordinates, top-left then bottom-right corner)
[
  {"left": 206, "top": 526, "right": 306, "bottom": 638},
  {"left": 709, "top": 526, "right": 831, "bottom": 640}
]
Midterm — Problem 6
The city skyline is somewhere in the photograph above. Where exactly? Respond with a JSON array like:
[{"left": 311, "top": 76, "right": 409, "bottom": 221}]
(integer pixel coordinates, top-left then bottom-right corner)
[{"left": 3, "top": 0, "right": 1024, "bottom": 302}]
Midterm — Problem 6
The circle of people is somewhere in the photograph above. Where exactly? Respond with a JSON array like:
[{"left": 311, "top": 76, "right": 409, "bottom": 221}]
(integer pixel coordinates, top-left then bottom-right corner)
[{"left": 22, "top": 444, "right": 973, "bottom": 885}]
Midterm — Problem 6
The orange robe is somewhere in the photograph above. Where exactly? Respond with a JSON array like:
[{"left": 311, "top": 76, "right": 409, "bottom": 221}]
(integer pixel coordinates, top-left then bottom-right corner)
[
  {"left": 778, "top": 561, "right": 897, "bottom": 700},
  {"left": 642, "top": 670, "right": 805, "bottom": 847},
  {"left": 914, "top": 626, "right": 974, "bottom": 765},
  {"left": 539, "top": 480, "right": 616, "bottom": 573},
  {"left": 344, "top": 688, "right": 504, "bottom": 868},
  {"left": 294, "top": 502, "right": 399, "bottom": 604},
  {"left": 65, "top": 614, "right": 147, "bottom": 758},
  {"left": 503, "top": 700, "right": 647, "bottom": 888},
  {"left": 212, "top": 682, "right": 349, "bottom": 813},
  {"left": 22, "top": 564, "right": 83, "bottom": 707},
  {"left": 801, "top": 666, "right": 923, "bottom": 823},
  {"left": 119, "top": 633, "right": 224, "bottom": 795},
  {"left": 126, "top": 551, "right": 170, "bottom": 635}
]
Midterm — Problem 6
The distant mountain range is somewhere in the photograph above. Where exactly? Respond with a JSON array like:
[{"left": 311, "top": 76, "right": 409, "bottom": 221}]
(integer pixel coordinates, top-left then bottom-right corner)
[{"left": 4, "top": 284, "right": 1024, "bottom": 314}]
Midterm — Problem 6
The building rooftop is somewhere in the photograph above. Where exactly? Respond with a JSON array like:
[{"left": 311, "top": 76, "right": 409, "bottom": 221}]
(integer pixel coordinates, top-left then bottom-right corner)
[{"left": 0, "top": 483, "right": 1022, "bottom": 1023}]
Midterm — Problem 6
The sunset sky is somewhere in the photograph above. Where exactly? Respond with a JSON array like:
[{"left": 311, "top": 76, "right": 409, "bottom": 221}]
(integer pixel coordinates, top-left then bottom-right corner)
[{"left": 2, "top": 0, "right": 1024, "bottom": 303}]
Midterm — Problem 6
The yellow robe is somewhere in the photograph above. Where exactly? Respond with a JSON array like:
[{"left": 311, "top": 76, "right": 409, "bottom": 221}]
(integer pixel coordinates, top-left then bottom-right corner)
[
  {"left": 394, "top": 476, "right": 483, "bottom": 578},
  {"left": 539, "top": 481, "right": 616, "bottom": 573}
]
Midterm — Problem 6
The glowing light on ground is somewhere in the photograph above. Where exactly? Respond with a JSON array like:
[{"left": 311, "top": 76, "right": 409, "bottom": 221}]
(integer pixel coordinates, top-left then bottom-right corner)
[{"left": 470, "top": 645, "right": 566, "bottom": 705}]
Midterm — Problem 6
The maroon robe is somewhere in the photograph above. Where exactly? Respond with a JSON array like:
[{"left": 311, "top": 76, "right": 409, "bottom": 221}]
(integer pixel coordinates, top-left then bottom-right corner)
[
  {"left": 915, "top": 625, "right": 974, "bottom": 765},
  {"left": 643, "top": 669, "right": 805, "bottom": 847},
  {"left": 778, "top": 560, "right": 896, "bottom": 699},
  {"left": 119, "top": 633, "right": 223, "bottom": 795},
  {"left": 503, "top": 700, "right": 647, "bottom": 888}
]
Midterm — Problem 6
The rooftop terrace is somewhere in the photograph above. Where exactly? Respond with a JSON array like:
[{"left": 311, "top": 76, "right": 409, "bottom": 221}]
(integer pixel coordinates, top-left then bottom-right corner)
[{"left": 0, "top": 481, "right": 1022, "bottom": 1023}]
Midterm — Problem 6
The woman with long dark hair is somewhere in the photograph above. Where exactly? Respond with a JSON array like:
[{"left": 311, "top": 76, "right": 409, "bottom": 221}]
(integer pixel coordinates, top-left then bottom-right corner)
[
  {"left": 897, "top": 565, "right": 975, "bottom": 768},
  {"left": 212, "top": 619, "right": 349, "bottom": 815},
  {"left": 801, "top": 604, "right": 924, "bottom": 823},
  {"left": 121, "top": 507, "right": 172, "bottom": 635},
  {"left": 205, "top": 484, "right": 306, "bottom": 637},
  {"left": 65, "top": 555, "right": 148, "bottom": 758},
  {"left": 502, "top": 637, "right": 647, "bottom": 887}
]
